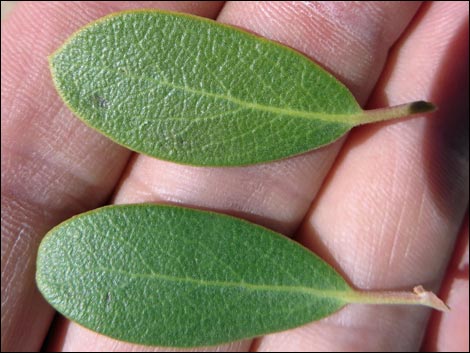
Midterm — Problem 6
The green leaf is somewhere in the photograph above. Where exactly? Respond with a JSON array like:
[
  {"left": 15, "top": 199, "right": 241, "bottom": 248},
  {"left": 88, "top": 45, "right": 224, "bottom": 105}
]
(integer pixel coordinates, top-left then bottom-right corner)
[
  {"left": 36, "top": 204, "right": 447, "bottom": 348},
  {"left": 49, "top": 10, "right": 435, "bottom": 166}
]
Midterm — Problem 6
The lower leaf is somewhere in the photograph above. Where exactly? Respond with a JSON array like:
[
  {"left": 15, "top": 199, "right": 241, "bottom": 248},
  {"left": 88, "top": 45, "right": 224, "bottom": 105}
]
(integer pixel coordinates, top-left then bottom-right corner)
[{"left": 36, "top": 204, "right": 446, "bottom": 347}]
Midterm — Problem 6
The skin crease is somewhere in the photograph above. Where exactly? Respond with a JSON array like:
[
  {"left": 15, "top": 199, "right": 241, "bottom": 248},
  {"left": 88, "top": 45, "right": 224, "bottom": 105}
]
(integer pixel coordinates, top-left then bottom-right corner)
[
  {"left": 1, "top": 1, "right": 468, "bottom": 352},
  {"left": 422, "top": 218, "right": 468, "bottom": 352}
]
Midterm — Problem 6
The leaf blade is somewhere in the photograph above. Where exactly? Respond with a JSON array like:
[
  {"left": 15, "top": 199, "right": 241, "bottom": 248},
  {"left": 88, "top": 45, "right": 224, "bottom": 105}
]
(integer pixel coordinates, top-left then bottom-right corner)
[
  {"left": 36, "top": 204, "right": 350, "bottom": 347},
  {"left": 49, "top": 10, "right": 363, "bottom": 166}
]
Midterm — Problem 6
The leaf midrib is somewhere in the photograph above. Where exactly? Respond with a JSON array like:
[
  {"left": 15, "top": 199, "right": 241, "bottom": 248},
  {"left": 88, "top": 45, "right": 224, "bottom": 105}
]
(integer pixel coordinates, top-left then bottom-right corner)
[
  {"left": 93, "top": 265, "right": 351, "bottom": 302},
  {"left": 71, "top": 59, "right": 360, "bottom": 125}
]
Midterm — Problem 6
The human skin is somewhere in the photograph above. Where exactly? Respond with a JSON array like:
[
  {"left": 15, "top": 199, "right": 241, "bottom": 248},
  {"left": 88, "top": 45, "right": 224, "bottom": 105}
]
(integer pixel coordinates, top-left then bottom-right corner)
[{"left": 1, "top": 1, "right": 468, "bottom": 351}]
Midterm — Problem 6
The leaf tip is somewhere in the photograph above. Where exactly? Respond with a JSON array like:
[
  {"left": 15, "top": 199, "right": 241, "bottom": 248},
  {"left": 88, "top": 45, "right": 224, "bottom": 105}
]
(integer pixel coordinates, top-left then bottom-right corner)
[{"left": 408, "top": 101, "right": 437, "bottom": 114}]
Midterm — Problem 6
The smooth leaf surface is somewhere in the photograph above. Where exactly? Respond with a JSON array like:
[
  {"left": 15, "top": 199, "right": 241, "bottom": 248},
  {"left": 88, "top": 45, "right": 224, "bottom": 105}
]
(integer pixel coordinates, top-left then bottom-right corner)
[
  {"left": 49, "top": 10, "right": 434, "bottom": 166},
  {"left": 36, "top": 204, "right": 352, "bottom": 347}
]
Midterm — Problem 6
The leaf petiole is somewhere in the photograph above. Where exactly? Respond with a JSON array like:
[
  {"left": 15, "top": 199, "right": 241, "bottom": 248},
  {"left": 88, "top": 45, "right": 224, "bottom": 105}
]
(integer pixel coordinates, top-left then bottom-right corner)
[
  {"left": 344, "top": 285, "right": 449, "bottom": 311},
  {"left": 350, "top": 101, "right": 436, "bottom": 126}
]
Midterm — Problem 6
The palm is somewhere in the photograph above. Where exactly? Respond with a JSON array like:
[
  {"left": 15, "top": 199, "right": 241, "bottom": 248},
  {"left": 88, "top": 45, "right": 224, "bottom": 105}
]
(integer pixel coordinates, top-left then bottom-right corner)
[{"left": 2, "top": 1, "right": 468, "bottom": 352}]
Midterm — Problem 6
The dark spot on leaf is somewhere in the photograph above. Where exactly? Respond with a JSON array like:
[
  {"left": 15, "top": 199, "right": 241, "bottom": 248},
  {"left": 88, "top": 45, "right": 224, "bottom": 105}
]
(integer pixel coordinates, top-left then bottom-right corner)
[
  {"left": 105, "top": 291, "right": 111, "bottom": 312},
  {"left": 175, "top": 135, "right": 184, "bottom": 146},
  {"left": 92, "top": 94, "right": 109, "bottom": 109}
]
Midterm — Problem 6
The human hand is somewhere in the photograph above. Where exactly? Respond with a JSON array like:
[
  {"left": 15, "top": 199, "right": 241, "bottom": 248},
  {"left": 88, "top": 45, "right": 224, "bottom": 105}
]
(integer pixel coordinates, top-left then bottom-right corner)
[{"left": 2, "top": 1, "right": 468, "bottom": 351}]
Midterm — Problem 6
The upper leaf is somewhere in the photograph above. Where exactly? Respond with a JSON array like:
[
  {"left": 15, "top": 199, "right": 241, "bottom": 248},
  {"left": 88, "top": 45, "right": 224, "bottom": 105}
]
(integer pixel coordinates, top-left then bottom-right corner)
[
  {"left": 49, "top": 10, "right": 361, "bottom": 166},
  {"left": 36, "top": 204, "right": 350, "bottom": 347}
]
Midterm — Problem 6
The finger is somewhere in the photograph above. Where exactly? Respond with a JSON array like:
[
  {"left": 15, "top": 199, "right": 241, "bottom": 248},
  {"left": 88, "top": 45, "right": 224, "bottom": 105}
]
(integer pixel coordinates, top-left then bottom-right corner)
[
  {"left": 54, "top": 1, "right": 423, "bottom": 351},
  {"left": 1, "top": 2, "right": 223, "bottom": 352},
  {"left": 257, "top": 2, "right": 468, "bottom": 351},
  {"left": 422, "top": 215, "right": 469, "bottom": 352}
]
